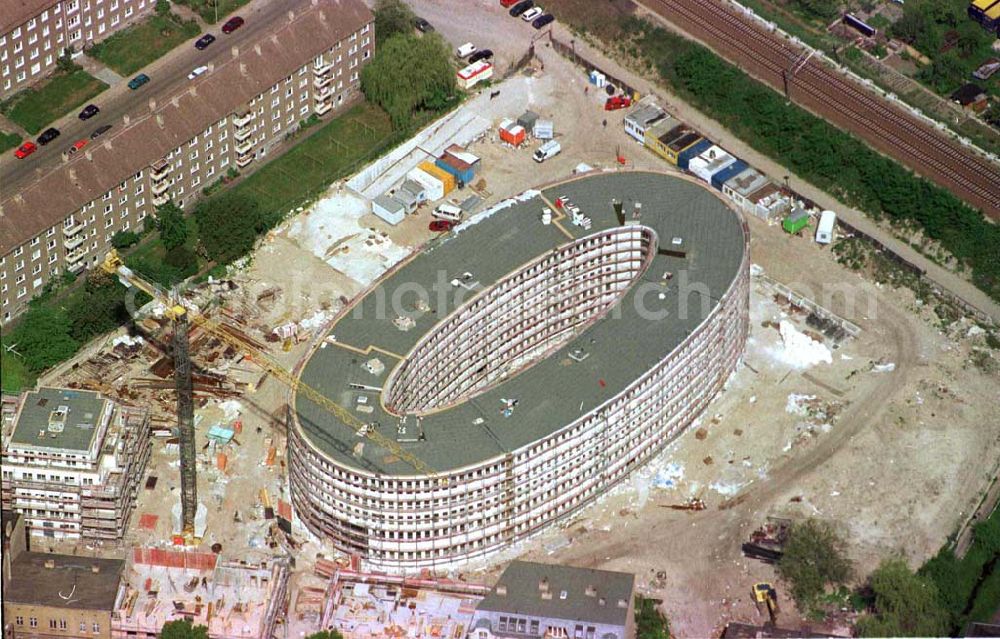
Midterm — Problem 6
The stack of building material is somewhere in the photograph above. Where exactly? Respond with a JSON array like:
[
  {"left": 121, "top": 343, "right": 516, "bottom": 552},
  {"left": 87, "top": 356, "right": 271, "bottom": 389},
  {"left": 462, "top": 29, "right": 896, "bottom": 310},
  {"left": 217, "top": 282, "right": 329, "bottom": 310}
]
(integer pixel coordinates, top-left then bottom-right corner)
[{"left": 498, "top": 119, "right": 526, "bottom": 147}]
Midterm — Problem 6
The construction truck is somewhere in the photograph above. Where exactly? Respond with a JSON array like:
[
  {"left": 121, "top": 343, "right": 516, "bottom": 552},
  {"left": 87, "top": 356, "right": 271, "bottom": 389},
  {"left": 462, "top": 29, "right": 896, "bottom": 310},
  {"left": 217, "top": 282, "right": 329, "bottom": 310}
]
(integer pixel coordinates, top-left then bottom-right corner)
[
  {"left": 753, "top": 582, "right": 779, "bottom": 625},
  {"left": 742, "top": 516, "right": 792, "bottom": 564}
]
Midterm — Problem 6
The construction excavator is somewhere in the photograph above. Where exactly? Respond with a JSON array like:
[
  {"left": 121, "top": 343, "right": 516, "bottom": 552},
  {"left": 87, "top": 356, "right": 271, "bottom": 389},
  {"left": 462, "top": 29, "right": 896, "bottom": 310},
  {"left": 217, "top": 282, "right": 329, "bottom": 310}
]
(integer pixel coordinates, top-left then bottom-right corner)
[
  {"left": 102, "top": 250, "right": 442, "bottom": 539},
  {"left": 753, "top": 582, "right": 780, "bottom": 625}
]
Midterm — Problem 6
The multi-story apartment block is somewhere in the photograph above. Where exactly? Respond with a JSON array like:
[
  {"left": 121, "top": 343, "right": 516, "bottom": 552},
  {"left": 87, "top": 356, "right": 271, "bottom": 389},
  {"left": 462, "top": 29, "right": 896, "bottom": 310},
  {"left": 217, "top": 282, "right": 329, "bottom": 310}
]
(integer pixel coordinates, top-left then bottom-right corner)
[
  {"left": 0, "top": 387, "right": 151, "bottom": 541},
  {"left": 1, "top": 0, "right": 156, "bottom": 97},
  {"left": 0, "top": 0, "right": 374, "bottom": 322}
]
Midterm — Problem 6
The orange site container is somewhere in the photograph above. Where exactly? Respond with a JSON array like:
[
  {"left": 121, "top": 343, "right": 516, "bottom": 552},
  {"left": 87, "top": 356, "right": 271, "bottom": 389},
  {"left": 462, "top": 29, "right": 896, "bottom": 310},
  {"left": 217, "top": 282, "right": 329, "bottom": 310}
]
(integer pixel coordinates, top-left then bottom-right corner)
[
  {"left": 419, "top": 161, "right": 456, "bottom": 194},
  {"left": 233, "top": 420, "right": 243, "bottom": 434},
  {"left": 216, "top": 453, "right": 227, "bottom": 471},
  {"left": 499, "top": 124, "right": 526, "bottom": 147},
  {"left": 265, "top": 446, "right": 277, "bottom": 466}
]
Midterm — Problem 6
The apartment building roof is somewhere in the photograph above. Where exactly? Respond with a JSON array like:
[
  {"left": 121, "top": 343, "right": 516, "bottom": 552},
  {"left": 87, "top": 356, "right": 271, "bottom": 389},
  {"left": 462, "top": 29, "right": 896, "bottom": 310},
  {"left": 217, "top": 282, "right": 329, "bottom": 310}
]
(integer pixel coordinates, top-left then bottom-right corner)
[
  {"left": 0, "top": 0, "right": 373, "bottom": 255},
  {"left": 5, "top": 551, "right": 125, "bottom": 610},
  {"left": 476, "top": 561, "right": 635, "bottom": 627},
  {"left": 295, "top": 171, "right": 747, "bottom": 475},
  {"left": 0, "top": 0, "right": 56, "bottom": 35},
  {"left": 7, "top": 387, "right": 110, "bottom": 453}
]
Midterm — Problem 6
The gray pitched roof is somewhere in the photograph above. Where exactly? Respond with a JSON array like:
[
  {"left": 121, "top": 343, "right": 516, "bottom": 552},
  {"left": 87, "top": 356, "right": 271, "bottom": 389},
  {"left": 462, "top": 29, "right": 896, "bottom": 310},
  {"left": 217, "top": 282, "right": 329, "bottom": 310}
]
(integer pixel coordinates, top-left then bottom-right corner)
[
  {"left": 476, "top": 561, "right": 635, "bottom": 627},
  {"left": 4, "top": 552, "right": 125, "bottom": 610}
]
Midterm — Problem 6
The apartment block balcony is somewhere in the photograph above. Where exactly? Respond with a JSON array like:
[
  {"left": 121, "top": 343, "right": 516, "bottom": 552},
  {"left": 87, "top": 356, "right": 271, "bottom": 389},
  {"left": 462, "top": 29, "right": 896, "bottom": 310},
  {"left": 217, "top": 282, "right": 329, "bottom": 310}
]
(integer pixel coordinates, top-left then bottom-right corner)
[
  {"left": 234, "top": 126, "right": 253, "bottom": 142},
  {"left": 150, "top": 158, "right": 171, "bottom": 178},
  {"left": 314, "top": 101, "right": 332, "bottom": 116},
  {"left": 313, "top": 74, "right": 331, "bottom": 89},
  {"left": 151, "top": 179, "right": 170, "bottom": 196},
  {"left": 67, "top": 260, "right": 86, "bottom": 274},
  {"left": 236, "top": 154, "right": 253, "bottom": 168},
  {"left": 62, "top": 221, "right": 84, "bottom": 237},
  {"left": 66, "top": 247, "right": 89, "bottom": 264},
  {"left": 315, "top": 86, "right": 332, "bottom": 101},
  {"left": 313, "top": 60, "right": 333, "bottom": 76},
  {"left": 152, "top": 192, "right": 170, "bottom": 207},
  {"left": 235, "top": 138, "right": 254, "bottom": 155},
  {"left": 63, "top": 234, "right": 85, "bottom": 251},
  {"left": 232, "top": 111, "right": 254, "bottom": 127}
]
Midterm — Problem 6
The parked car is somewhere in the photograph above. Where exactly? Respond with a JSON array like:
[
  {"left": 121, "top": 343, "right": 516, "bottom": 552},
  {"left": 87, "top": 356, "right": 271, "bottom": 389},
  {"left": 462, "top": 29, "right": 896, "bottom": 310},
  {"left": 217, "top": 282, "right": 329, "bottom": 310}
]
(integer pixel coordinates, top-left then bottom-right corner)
[
  {"left": 14, "top": 141, "right": 37, "bottom": 159},
  {"left": 456, "top": 42, "right": 477, "bottom": 58},
  {"left": 604, "top": 94, "right": 632, "bottom": 110},
  {"left": 128, "top": 73, "right": 150, "bottom": 90},
  {"left": 194, "top": 34, "right": 216, "bottom": 50},
  {"left": 533, "top": 139, "right": 561, "bottom": 162},
  {"left": 90, "top": 124, "right": 113, "bottom": 139},
  {"left": 67, "top": 139, "right": 88, "bottom": 155},
  {"left": 521, "top": 7, "right": 543, "bottom": 21},
  {"left": 221, "top": 16, "right": 244, "bottom": 33},
  {"left": 188, "top": 65, "right": 209, "bottom": 80},
  {"left": 500, "top": 0, "right": 521, "bottom": 6},
  {"left": 509, "top": 0, "right": 533, "bottom": 17},
  {"left": 429, "top": 219, "right": 455, "bottom": 232},
  {"left": 78, "top": 104, "right": 100, "bottom": 120},
  {"left": 413, "top": 17, "right": 433, "bottom": 32},
  {"left": 37, "top": 127, "right": 60, "bottom": 145},
  {"left": 433, "top": 203, "right": 463, "bottom": 222},
  {"left": 469, "top": 49, "right": 494, "bottom": 63},
  {"left": 532, "top": 13, "right": 554, "bottom": 28}
]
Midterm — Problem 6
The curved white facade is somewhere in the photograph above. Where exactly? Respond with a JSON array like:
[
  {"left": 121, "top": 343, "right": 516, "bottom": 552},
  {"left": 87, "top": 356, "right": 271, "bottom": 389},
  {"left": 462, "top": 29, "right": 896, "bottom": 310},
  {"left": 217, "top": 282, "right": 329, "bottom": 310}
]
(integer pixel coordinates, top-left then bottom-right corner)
[{"left": 288, "top": 173, "right": 750, "bottom": 572}]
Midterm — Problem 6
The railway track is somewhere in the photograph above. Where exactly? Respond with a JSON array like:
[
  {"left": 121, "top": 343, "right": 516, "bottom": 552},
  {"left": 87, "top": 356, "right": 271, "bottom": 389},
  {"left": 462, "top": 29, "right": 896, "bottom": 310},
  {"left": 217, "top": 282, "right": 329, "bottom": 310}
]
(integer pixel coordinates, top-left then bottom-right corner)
[{"left": 646, "top": 0, "right": 1000, "bottom": 217}]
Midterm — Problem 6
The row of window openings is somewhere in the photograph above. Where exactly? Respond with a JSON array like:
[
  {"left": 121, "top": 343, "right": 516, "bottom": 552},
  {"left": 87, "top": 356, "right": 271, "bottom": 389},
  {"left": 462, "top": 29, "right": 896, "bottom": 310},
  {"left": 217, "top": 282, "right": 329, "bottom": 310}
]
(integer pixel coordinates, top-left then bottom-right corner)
[{"left": 13, "top": 617, "right": 100, "bottom": 633}]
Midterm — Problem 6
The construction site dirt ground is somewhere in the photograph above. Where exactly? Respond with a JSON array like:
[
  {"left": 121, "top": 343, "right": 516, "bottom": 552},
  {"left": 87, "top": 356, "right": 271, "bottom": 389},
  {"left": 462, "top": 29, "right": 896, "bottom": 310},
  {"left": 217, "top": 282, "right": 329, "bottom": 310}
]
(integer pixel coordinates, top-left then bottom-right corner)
[{"left": 35, "top": 13, "right": 1000, "bottom": 638}]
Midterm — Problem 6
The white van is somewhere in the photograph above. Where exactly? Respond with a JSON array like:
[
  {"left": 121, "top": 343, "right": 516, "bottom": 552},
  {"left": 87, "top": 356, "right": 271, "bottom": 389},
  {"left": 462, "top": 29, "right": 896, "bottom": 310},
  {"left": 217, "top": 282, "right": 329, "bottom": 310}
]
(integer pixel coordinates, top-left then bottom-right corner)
[
  {"left": 433, "top": 203, "right": 463, "bottom": 222},
  {"left": 533, "top": 139, "right": 561, "bottom": 163},
  {"left": 456, "top": 42, "right": 477, "bottom": 58}
]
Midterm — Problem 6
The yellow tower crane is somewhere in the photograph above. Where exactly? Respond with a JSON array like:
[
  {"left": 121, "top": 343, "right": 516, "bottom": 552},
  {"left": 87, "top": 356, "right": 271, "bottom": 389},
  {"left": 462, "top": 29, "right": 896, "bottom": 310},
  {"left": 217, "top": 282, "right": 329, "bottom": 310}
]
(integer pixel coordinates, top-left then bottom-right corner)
[{"left": 102, "top": 250, "right": 442, "bottom": 485}]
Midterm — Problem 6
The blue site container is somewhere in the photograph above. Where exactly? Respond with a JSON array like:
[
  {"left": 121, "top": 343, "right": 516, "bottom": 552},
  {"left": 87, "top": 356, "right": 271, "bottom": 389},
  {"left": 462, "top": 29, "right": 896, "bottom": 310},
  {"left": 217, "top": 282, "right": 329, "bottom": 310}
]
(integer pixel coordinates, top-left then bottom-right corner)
[
  {"left": 435, "top": 156, "right": 475, "bottom": 187},
  {"left": 677, "top": 138, "right": 712, "bottom": 171},
  {"left": 711, "top": 160, "right": 749, "bottom": 191}
]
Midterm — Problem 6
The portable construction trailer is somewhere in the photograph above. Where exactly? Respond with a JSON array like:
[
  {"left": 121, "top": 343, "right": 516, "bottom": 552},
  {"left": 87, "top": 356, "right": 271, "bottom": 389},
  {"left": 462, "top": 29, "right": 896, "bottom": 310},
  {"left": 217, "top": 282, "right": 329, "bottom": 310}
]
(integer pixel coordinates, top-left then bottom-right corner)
[
  {"left": 406, "top": 167, "right": 445, "bottom": 202},
  {"left": 372, "top": 194, "right": 406, "bottom": 225},
  {"left": 436, "top": 154, "right": 476, "bottom": 186},
  {"left": 533, "top": 119, "right": 554, "bottom": 139},
  {"left": 710, "top": 159, "right": 749, "bottom": 191},
  {"left": 419, "top": 161, "right": 456, "bottom": 194},
  {"left": 676, "top": 138, "right": 711, "bottom": 171},
  {"left": 457, "top": 60, "right": 493, "bottom": 89},
  {"left": 815, "top": 210, "right": 836, "bottom": 244}
]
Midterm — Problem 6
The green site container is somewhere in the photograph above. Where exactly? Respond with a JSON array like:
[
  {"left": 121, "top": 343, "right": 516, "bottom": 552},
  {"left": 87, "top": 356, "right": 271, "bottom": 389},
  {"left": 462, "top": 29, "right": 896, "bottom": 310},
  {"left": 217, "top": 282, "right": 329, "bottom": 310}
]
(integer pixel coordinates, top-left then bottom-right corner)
[{"left": 782, "top": 210, "right": 810, "bottom": 234}]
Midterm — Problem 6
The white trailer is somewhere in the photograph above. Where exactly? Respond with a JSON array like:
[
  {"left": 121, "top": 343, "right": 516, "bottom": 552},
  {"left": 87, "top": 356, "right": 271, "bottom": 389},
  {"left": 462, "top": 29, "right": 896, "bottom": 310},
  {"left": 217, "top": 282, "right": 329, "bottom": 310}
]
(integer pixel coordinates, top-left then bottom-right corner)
[{"left": 815, "top": 210, "right": 836, "bottom": 244}]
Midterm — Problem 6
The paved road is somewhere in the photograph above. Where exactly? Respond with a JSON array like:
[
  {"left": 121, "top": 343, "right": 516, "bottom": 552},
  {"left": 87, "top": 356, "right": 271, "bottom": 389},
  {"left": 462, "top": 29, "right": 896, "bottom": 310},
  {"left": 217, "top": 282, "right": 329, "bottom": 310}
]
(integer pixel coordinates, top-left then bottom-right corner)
[{"left": 0, "top": 0, "right": 312, "bottom": 199}]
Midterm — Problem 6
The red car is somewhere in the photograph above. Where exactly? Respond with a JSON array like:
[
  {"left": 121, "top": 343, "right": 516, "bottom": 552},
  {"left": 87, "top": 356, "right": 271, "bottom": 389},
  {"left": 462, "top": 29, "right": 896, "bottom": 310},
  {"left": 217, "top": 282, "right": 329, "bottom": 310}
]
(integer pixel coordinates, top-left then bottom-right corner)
[
  {"left": 429, "top": 219, "right": 455, "bottom": 232},
  {"left": 221, "top": 16, "right": 244, "bottom": 33},
  {"left": 500, "top": 0, "right": 520, "bottom": 6},
  {"left": 14, "top": 141, "right": 37, "bottom": 159},
  {"left": 68, "top": 139, "right": 89, "bottom": 155},
  {"left": 604, "top": 95, "right": 632, "bottom": 110}
]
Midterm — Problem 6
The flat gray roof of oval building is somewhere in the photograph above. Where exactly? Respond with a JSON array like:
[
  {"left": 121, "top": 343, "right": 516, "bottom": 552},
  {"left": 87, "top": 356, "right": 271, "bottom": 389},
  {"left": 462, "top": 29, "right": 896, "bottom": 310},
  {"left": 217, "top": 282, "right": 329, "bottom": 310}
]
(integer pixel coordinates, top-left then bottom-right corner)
[{"left": 295, "top": 171, "right": 746, "bottom": 476}]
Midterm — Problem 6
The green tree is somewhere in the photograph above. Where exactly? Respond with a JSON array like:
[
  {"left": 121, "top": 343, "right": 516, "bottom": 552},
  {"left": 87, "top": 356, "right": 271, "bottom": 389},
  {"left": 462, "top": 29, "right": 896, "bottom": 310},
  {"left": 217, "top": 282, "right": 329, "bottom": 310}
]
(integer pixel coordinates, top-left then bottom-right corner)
[
  {"left": 8, "top": 305, "right": 79, "bottom": 372},
  {"left": 111, "top": 230, "right": 141, "bottom": 249},
  {"left": 305, "top": 632, "right": 344, "bottom": 639},
  {"left": 155, "top": 201, "right": 188, "bottom": 251},
  {"left": 65, "top": 272, "right": 130, "bottom": 342},
  {"left": 855, "top": 558, "right": 950, "bottom": 637},
  {"left": 635, "top": 596, "right": 669, "bottom": 639},
  {"left": 789, "top": 0, "right": 838, "bottom": 21},
  {"left": 194, "top": 190, "right": 272, "bottom": 264},
  {"left": 374, "top": 0, "right": 415, "bottom": 41},
  {"left": 360, "top": 33, "right": 455, "bottom": 128},
  {"left": 777, "top": 519, "right": 853, "bottom": 608},
  {"left": 155, "top": 0, "right": 171, "bottom": 16},
  {"left": 160, "top": 619, "right": 208, "bottom": 639}
]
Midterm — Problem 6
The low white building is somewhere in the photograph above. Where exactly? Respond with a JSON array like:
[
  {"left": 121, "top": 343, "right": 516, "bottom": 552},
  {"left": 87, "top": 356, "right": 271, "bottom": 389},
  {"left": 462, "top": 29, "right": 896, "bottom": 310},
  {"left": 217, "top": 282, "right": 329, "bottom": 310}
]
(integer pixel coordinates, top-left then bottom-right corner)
[
  {"left": 722, "top": 167, "right": 770, "bottom": 214},
  {"left": 407, "top": 167, "right": 445, "bottom": 202},
  {"left": 372, "top": 194, "right": 406, "bottom": 225},
  {"left": 1, "top": 387, "right": 151, "bottom": 540},
  {"left": 688, "top": 145, "right": 737, "bottom": 185}
]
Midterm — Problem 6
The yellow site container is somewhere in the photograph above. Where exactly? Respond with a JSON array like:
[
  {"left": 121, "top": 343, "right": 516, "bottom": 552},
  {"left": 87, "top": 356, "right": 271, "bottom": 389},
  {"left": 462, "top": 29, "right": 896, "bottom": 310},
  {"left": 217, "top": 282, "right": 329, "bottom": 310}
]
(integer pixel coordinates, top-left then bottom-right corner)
[{"left": 420, "top": 161, "right": 456, "bottom": 194}]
